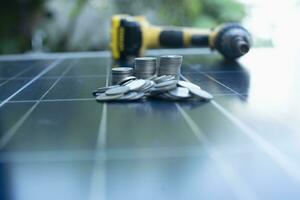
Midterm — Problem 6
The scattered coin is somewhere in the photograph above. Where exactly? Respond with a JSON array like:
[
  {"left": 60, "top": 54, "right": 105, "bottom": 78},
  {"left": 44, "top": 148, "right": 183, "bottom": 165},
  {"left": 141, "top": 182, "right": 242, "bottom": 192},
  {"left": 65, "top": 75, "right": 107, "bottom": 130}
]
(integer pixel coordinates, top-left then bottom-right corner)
[
  {"left": 150, "top": 83, "right": 177, "bottom": 94},
  {"left": 177, "top": 80, "right": 201, "bottom": 90},
  {"left": 130, "top": 92, "right": 146, "bottom": 100},
  {"left": 189, "top": 87, "right": 213, "bottom": 100},
  {"left": 117, "top": 76, "right": 137, "bottom": 85},
  {"left": 120, "top": 91, "right": 139, "bottom": 100},
  {"left": 125, "top": 79, "right": 146, "bottom": 91},
  {"left": 155, "top": 80, "right": 178, "bottom": 88},
  {"left": 139, "top": 80, "right": 155, "bottom": 92},
  {"left": 168, "top": 87, "right": 191, "bottom": 98},
  {"left": 96, "top": 93, "right": 124, "bottom": 101},
  {"left": 105, "top": 86, "right": 130, "bottom": 96},
  {"left": 92, "top": 85, "right": 119, "bottom": 96}
]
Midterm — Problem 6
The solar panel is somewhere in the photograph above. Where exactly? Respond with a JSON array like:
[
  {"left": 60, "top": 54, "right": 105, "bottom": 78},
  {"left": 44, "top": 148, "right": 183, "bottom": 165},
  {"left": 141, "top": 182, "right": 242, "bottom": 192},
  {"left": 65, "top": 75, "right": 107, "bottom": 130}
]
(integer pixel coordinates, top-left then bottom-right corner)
[{"left": 0, "top": 49, "right": 300, "bottom": 200}]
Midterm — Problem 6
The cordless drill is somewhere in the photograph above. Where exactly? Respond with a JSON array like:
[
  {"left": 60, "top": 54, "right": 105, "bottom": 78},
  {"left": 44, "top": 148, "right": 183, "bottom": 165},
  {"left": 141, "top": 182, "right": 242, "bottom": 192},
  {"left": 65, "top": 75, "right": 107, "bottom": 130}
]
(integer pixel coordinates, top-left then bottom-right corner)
[{"left": 110, "top": 15, "right": 251, "bottom": 62}]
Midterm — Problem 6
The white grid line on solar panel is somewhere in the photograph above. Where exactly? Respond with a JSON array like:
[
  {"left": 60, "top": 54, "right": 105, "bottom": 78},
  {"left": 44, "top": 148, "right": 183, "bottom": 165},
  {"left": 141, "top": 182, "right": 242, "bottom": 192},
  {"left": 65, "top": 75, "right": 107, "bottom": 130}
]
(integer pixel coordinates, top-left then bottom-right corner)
[
  {"left": 0, "top": 64, "right": 38, "bottom": 89},
  {"left": 202, "top": 73, "right": 246, "bottom": 98},
  {"left": 96, "top": 63, "right": 109, "bottom": 150},
  {"left": 212, "top": 101, "right": 300, "bottom": 185},
  {"left": 0, "top": 74, "right": 107, "bottom": 80},
  {"left": 181, "top": 72, "right": 245, "bottom": 96},
  {"left": 175, "top": 103, "right": 259, "bottom": 200},
  {"left": 88, "top": 63, "right": 110, "bottom": 200},
  {"left": 0, "top": 59, "right": 63, "bottom": 108},
  {"left": 181, "top": 74, "right": 300, "bottom": 185},
  {"left": 181, "top": 63, "right": 248, "bottom": 73},
  {"left": 0, "top": 59, "right": 77, "bottom": 150}
]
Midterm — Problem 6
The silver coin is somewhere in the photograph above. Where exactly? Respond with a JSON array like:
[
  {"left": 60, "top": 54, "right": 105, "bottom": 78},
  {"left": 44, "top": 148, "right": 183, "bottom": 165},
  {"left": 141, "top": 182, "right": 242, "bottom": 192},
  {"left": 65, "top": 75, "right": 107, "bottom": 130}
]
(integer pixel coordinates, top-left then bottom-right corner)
[
  {"left": 158, "top": 55, "right": 182, "bottom": 77},
  {"left": 177, "top": 80, "right": 201, "bottom": 90},
  {"left": 168, "top": 87, "right": 191, "bottom": 98},
  {"left": 159, "top": 55, "right": 183, "bottom": 62},
  {"left": 134, "top": 57, "right": 157, "bottom": 79},
  {"left": 150, "top": 84, "right": 177, "bottom": 94},
  {"left": 138, "top": 80, "right": 155, "bottom": 92},
  {"left": 105, "top": 86, "right": 130, "bottom": 96},
  {"left": 125, "top": 79, "right": 146, "bottom": 91},
  {"left": 121, "top": 79, "right": 135, "bottom": 86},
  {"left": 117, "top": 76, "right": 137, "bottom": 85},
  {"left": 112, "top": 67, "right": 133, "bottom": 74},
  {"left": 120, "top": 91, "right": 139, "bottom": 100},
  {"left": 157, "top": 75, "right": 176, "bottom": 83},
  {"left": 152, "top": 75, "right": 167, "bottom": 83},
  {"left": 96, "top": 93, "right": 124, "bottom": 101},
  {"left": 147, "top": 75, "right": 157, "bottom": 80},
  {"left": 158, "top": 93, "right": 179, "bottom": 100},
  {"left": 155, "top": 80, "right": 178, "bottom": 88},
  {"left": 92, "top": 85, "right": 119, "bottom": 96},
  {"left": 189, "top": 87, "right": 213, "bottom": 100},
  {"left": 130, "top": 92, "right": 146, "bottom": 100},
  {"left": 112, "top": 67, "right": 134, "bottom": 84}
]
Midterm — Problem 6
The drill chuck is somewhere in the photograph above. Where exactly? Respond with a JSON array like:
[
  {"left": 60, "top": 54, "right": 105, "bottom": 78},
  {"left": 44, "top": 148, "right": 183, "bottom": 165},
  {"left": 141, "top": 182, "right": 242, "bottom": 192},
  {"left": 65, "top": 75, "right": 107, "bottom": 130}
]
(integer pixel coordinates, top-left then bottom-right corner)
[{"left": 213, "top": 23, "right": 251, "bottom": 59}]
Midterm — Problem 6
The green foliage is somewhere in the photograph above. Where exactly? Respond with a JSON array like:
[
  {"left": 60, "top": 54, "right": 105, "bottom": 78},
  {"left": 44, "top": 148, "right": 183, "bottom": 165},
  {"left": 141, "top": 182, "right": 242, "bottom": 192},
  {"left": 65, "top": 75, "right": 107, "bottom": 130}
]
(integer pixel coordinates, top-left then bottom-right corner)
[
  {"left": 0, "top": 0, "right": 44, "bottom": 54},
  {"left": 155, "top": 0, "right": 246, "bottom": 27}
]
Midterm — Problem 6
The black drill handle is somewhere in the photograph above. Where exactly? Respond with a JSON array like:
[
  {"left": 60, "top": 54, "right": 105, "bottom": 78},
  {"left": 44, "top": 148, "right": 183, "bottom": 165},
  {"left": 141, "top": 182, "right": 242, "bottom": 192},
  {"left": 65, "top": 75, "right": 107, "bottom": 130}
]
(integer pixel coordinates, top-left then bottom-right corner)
[{"left": 159, "top": 30, "right": 209, "bottom": 48}]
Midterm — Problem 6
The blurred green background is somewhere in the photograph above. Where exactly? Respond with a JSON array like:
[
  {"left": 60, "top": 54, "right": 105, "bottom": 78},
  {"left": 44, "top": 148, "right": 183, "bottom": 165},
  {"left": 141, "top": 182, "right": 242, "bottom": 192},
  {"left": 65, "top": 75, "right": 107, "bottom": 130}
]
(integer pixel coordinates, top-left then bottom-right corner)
[
  {"left": 1, "top": 0, "right": 298, "bottom": 54},
  {"left": 0, "top": 0, "right": 246, "bottom": 54}
]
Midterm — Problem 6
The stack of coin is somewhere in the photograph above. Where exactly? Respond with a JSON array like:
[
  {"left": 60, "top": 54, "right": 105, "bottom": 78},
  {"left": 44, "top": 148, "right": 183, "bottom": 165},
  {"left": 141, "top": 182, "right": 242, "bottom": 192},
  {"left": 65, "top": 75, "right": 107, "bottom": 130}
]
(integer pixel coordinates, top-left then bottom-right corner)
[
  {"left": 134, "top": 57, "right": 157, "bottom": 79},
  {"left": 158, "top": 55, "right": 183, "bottom": 78},
  {"left": 111, "top": 67, "right": 134, "bottom": 84}
]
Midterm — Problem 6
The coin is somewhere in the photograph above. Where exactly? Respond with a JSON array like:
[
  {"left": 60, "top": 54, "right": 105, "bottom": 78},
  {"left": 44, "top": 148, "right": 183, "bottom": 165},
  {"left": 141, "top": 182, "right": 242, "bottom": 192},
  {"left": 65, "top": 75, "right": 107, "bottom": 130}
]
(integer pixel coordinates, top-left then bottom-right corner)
[
  {"left": 154, "top": 75, "right": 176, "bottom": 83},
  {"left": 117, "top": 76, "right": 137, "bottom": 85},
  {"left": 130, "top": 92, "right": 145, "bottom": 100},
  {"left": 138, "top": 80, "right": 155, "bottom": 92},
  {"left": 120, "top": 91, "right": 139, "bottom": 100},
  {"left": 125, "top": 79, "right": 147, "bottom": 91},
  {"left": 105, "top": 86, "right": 130, "bottom": 96},
  {"left": 150, "top": 84, "right": 177, "bottom": 94},
  {"left": 155, "top": 80, "right": 178, "bottom": 88},
  {"left": 189, "top": 87, "right": 213, "bottom": 100},
  {"left": 96, "top": 93, "right": 124, "bottom": 101},
  {"left": 168, "top": 87, "right": 191, "bottom": 98},
  {"left": 92, "top": 85, "right": 119, "bottom": 96},
  {"left": 112, "top": 67, "right": 134, "bottom": 84},
  {"left": 158, "top": 55, "right": 182, "bottom": 78},
  {"left": 134, "top": 57, "right": 157, "bottom": 79},
  {"left": 177, "top": 80, "right": 201, "bottom": 90}
]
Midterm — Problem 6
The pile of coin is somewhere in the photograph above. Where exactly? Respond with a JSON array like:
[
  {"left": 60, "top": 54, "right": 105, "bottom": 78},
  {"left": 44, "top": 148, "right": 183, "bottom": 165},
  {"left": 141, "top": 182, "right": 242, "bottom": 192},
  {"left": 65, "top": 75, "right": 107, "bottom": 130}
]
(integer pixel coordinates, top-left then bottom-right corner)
[
  {"left": 158, "top": 55, "right": 182, "bottom": 78},
  {"left": 134, "top": 57, "right": 157, "bottom": 79},
  {"left": 93, "top": 55, "right": 213, "bottom": 102},
  {"left": 93, "top": 75, "right": 213, "bottom": 102},
  {"left": 111, "top": 67, "right": 133, "bottom": 84}
]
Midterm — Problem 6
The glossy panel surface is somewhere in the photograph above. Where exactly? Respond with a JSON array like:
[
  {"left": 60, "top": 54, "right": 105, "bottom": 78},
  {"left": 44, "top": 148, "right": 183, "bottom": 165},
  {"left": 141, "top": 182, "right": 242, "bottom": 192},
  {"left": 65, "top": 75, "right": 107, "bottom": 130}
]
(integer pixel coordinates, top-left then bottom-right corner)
[{"left": 0, "top": 49, "right": 300, "bottom": 200}]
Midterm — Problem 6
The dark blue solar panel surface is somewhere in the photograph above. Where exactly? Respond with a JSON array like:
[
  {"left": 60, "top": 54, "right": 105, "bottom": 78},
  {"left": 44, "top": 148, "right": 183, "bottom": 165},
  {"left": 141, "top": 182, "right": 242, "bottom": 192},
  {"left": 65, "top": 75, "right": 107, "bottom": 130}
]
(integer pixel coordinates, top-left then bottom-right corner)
[{"left": 0, "top": 49, "right": 300, "bottom": 200}]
